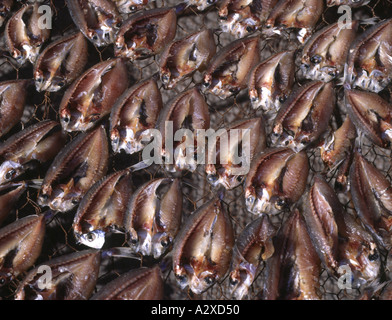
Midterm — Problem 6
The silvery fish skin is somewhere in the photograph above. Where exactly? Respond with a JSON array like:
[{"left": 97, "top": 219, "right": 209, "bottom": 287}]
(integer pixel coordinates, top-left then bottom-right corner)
[
  {"left": 0, "top": 120, "right": 66, "bottom": 185},
  {"left": 109, "top": 78, "right": 162, "bottom": 155},
  {"left": 73, "top": 169, "right": 133, "bottom": 249},
  {"left": 113, "top": 0, "right": 149, "bottom": 14},
  {"left": 124, "top": 178, "right": 182, "bottom": 259},
  {"left": 0, "top": 182, "right": 27, "bottom": 226},
  {"left": 5, "top": 3, "right": 51, "bottom": 65},
  {"left": 34, "top": 32, "right": 88, "bottom": 92},
  {"left": 326, "top": 0, "right": 370, "bottom": 7},
  {"left": 186, "top": 0, "right": 218, "bottom": 11},
  {"left": 38, "top": 126, "right": 109, "bottom": 213},
  {"left": 205, "top": 117, "right": 266, "bottom": 190},
  {"left": 0, "top": 214, "right": 45, "bottom": 288},
  {"left": 0, "top": 79, "right": 30, "bottom": 138},
  {"left": 202, "top": 36, "right": 260, "bottom": 99},
  {"left": 345, "top": 89, "right": 392, "bottom": 149},
  {"left": 271, "top": 81, "right": 334, "bottom": 152},
  {"left": 218, "top": 0, "right": 278, "bottom": 38},
  {"left": 91, "top": 266, "right": 164, "bottom": 300},
  {"left": 172, "top": 196, "right": 234, "bottom": 295},
  {"left": 264, "top": 0, "right": 324, "bottom": 43},
  {"left": 15, "top": 249, "right": 101, "bottom": 300},
  {"left": 228, "top": 215, "right": 276, "bottom": 300},
  {"left": 248, "top": 50, "right": 295, "bottom": 112},
  {"left": 159, "top": 29, "right": 216, "bottom": 89},
  {"left": 66, "top": 0, "right": 121, "bottom": 47},
  {"left": 301, "top": 21, "right": 358, "bottom": 82},
  {"left": 0, "top": 0, "right": 13, "bottom": 27},
  {"left": 158, "top": 87, "right": 210, "bottom": 173},
  {"left": 263, "top": 209, "right": 321, "bottom": 300},
  {"left": 345, "top": 19, "right": 392, "bottom": 93},
  {"left": 245, "top": 147, "right": 309, "bottom": 215},
  {"left": 349, "top": 151, "right": 392, "bottom": 250},
  {"left": 59, "top": 58, "right": 129, "bottom": 132},
  {"left": 115, "top": 8, "right": 177, "bottom": 61}
]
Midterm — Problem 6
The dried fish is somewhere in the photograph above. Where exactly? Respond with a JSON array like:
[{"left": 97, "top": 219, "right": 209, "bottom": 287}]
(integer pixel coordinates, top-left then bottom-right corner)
[
  {"left": 59, "top": 58, "right": 129, "bottom": 132},
  {"left": 264, "top": 0, "right": 324, "bottom": 43},
  {"left": 5, "top": 3, "right": 51, "bottom": 65},
  {"left": 301, "top": 21, "right": 358, "bottom": 82},
  {"left": 66, "top": 0, "right": 122, "bottom": 47},
  {"left": 345, "top": 88, "right": 392, "bottom": 148},
  {"left": 245, "top": 147, "right": 309, "bottom": 215},
  {"left": 0, "top": 0, "right": 13, "bottom": 27},
  {"left": 109, "top": 78, "right": 162, "bottom": 155},
  {"left": 228, "top": 215, "right": 275, "bottom": 300},
  {"left": 34, "top": 32, "right": 88, "bottom": 92},
  {"left": 158, "top": 87, "right": 210, "bottom": 173},
  {"left": 172, "top": 196, "right": 234, "bottom": 294},
  {"left": 302, "top": 175, "right": 340, "bottom": 272},
  {"left": 0, "top": 120, "right": 66, "bottom": 185},
  {"left": 202, "top": 36, "right": 260, "bottom": 99},
  {"left": 73, "top": 169, "right": 133, "bottom": 249},
  {"left": 206, "top": 117, "right": 266, "bottom": 190},
  {"left": 38, "top": 126, "right": 109, "bottom": 212},
  {"left": 0, "top": 79, "right": 30, "bottom": 138},
  {"left": 186, "top": 0, "right": 218, "bottom": 11},
  {"left": 91, "top": 265, "right": 164, "bottom": 300},
  {"left": 345, "top": 19, "right": 392, "bottom": 93},
  {"left": 320, "top": 116, "right": 357, "bottom": 170},
  {"left": 115, "top": 7, "right": 177, "bottom": 60},
  {"left": 113, "top": 0, "right": 150, "bottom": 14},
  {"left": 0, "top": 182, "right": 27, "bottom": 226},
  {"left": 218, "top": 0, "right": 278, "bottom": 38},
  {"left": 271, "top": 81, "right": 334, "bottom": 152},
  {"left": 159, "top": 29, "right": 216, "bottom": 89},
  {"left": 303, "top": 175, "right": 380, "bottom": 283},
  {"left": 0, "top": 214, "right": 45, "bottom": 288},
  {"left": 15, "top": 249, "right": 101, "bottom": 300},
  {"left": 248, "top": 50, "right": 295, "bottom": 112},
  {"left": 349, "top": 151, "right": 392, "bottom": 249},
  {"left": 124, "top": 178, "right": 182, "bottom": 259},
  {"left": 263, "top": 209, "right": 321, "bottom": 300},
  {"left": 326, "top": 0, "right": 371, "bottom": 8}
]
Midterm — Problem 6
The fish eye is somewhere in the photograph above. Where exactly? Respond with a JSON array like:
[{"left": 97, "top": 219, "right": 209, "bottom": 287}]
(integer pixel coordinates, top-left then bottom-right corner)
[
  {"left": 204, "top": 276, "right": 214, "bottom": 285},
  {"left": 129, "top": 5, "right": 137, "bottom": 12},
  {"left": 176, "top": 274, "right": 187, "bottom": 283},
  {"left": 130, "top": 237, "right": 138, "bottom": 245},
  {"left": 276, "top": 198, "right": 286, "bottom": 207},
  {"left": 57, "top": 81, "right": 65, "bottom": 88},
  {"left": 310, "top": 55, "right": 322, "bottom": 65},
  {"left": 368, "top": 251, "right": 379, "bottom": 261},
  {"left": 5, "top": 169, "right": 16, "bottom": 180},
  {"left": 92, "top": 34, "right": 99, "bottom": 41},
  {"left": 229, "top": 277, "right": 239, "bottom": 286},
  {"left": 246, "top": 26, "right": 254, "bottom": 33},
  {"left": 71, "top": 199, "right": 79, "bottom": 205},
  {"left": 279, "top": 95, "right": 287, "bottom": 103},
  {"left": 0, "top": 275, "right": 7, "bottom": 287},
  {"left": 207, "top": 174, "right": 218, "bottom": 182},
  {"left": 86, "top": 232, "right": 96, "bottom": 242},
  {"left": 160, "top": 239, "right": 170, "bottom": 247},
  {"left": 202, "top": 81, "right": 210, "bottom": 88},
  {"left": 116, "top": 22, "right": 122, "bottom": 28}
]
